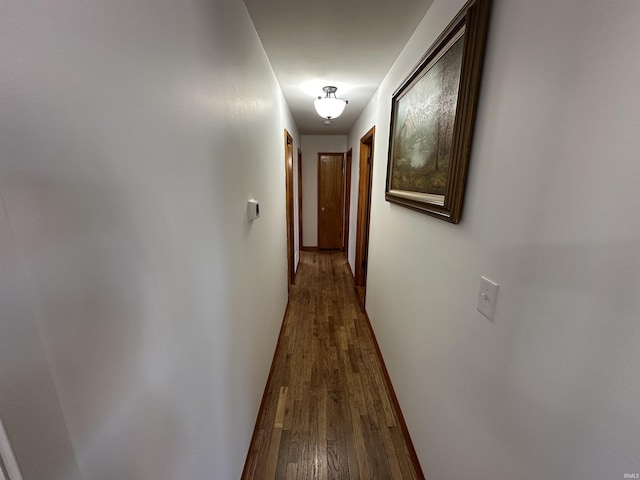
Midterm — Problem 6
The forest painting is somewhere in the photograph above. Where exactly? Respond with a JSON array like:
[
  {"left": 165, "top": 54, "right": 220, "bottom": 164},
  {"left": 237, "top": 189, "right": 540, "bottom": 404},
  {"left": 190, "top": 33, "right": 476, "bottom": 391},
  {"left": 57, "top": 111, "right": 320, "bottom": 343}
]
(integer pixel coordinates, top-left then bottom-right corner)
[
  {"left": 389, "top": 35, "right": 464, "bottom": 196},
  {"left": 385, "top": 0, "right": 490, "bottom": 223}
]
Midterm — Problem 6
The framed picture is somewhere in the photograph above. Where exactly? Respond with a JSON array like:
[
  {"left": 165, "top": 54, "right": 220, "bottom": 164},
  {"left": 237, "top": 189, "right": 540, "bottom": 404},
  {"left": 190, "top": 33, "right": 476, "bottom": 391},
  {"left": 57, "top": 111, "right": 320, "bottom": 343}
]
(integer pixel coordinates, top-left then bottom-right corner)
[{"left": 385, "top": 0, "right": 491, "bottom": 223}]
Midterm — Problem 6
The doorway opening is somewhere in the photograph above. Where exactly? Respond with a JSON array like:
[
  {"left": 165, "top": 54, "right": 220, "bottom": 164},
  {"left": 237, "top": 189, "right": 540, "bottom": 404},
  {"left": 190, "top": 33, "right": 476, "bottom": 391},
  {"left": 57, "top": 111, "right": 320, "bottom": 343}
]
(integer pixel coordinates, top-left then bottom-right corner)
[
  {"left": 297, "top": 148, "right": 303, "bottom": 255},
  {"left": 354, "top": 127, "right": 375, "bottom": 304},
  {"left": 343, "top": 148, "right": 353, "bottom": 255},
  {"left": 284, "top": 130, "right": 295, "bottom": 286}
]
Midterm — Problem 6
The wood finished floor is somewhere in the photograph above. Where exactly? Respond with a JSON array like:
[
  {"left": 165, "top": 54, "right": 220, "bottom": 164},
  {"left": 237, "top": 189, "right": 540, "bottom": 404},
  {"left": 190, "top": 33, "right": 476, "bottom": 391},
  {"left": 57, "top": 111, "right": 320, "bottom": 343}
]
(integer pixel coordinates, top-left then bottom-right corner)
[{"left": 243, "top": 251, "right": 421, "bottom": 480}]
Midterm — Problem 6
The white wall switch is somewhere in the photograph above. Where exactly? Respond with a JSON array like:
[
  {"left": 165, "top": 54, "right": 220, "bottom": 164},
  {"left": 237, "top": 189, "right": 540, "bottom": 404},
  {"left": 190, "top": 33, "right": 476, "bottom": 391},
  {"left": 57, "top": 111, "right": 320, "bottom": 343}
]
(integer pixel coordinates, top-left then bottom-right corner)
[
  {"left": 247, "top": 199, "right": 260, "bottom": 221},
  {"left": 477, "top": 276, "right": 499, "bottom": 320}
]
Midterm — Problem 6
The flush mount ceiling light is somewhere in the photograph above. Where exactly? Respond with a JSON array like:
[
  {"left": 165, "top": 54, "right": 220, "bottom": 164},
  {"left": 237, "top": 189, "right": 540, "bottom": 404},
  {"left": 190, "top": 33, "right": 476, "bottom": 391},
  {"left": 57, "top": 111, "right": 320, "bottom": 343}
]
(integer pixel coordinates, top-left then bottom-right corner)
[{"left": 314, "top": 86, "right": 348, "bottom": 120}]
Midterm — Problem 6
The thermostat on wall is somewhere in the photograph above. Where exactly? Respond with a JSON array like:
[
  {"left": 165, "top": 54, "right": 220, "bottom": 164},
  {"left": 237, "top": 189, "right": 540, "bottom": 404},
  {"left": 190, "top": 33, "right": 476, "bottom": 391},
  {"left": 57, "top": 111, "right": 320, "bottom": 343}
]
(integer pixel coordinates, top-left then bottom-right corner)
[{"left": 247, "top": 199, "right": 260, "bottom": 221}]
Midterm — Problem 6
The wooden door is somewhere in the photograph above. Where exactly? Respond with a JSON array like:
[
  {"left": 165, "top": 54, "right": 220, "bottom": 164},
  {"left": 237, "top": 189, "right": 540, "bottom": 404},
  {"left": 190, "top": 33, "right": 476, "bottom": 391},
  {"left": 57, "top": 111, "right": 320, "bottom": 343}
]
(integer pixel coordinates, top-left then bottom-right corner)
[
  {"left": 317, "top": 152, "right": 344, "bottom": 249},
  {"left": 355, "top": 127, "right": 375, "bottom": 295}
]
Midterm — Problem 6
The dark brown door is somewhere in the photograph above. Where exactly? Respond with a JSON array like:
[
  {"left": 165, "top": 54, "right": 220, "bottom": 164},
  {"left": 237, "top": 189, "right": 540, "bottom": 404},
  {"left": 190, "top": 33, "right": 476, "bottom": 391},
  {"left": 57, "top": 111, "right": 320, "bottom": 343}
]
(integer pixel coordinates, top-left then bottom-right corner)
[{"left": 318, "top": 152, "right": 344, "bottom": 249}]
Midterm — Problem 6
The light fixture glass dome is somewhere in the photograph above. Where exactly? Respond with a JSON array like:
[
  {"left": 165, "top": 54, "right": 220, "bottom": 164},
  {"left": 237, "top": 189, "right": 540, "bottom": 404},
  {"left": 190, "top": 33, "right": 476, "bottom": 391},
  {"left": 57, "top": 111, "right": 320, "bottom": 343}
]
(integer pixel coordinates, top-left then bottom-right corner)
[{"left": 314, "top": 86, "right": 348, "bottom": 119}]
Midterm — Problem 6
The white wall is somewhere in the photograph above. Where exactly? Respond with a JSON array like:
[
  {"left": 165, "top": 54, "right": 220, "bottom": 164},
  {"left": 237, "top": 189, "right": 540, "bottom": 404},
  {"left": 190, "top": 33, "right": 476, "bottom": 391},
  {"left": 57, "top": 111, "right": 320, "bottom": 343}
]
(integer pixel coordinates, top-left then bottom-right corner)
[
  {"left": 300, "top": 135, "right": 348, "bottom": 247},
  {"left": 0, "top": 1, "right": 298, "bottom": 479},
  {"left": 348, "top": 0, "right": 640, "bottom": 479},
  {"left": 0, "top": 200, "right": 79, "bottom": 480}
]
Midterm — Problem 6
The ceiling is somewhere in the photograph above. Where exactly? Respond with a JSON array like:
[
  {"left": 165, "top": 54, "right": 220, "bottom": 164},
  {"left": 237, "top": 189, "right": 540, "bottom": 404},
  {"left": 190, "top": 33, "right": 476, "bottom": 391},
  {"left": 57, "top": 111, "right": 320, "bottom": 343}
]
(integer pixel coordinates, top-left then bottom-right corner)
[{"left": 242, "top": 0, "right": 434, "bottom": 135}]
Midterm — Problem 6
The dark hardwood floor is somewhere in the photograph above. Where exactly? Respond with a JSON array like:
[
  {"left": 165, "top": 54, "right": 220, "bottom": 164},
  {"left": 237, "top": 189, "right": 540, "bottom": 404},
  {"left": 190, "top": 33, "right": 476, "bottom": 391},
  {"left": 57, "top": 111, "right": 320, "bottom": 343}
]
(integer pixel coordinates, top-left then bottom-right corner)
[{"left": 242, "top": 251, "right": 423, "bottom": 479}]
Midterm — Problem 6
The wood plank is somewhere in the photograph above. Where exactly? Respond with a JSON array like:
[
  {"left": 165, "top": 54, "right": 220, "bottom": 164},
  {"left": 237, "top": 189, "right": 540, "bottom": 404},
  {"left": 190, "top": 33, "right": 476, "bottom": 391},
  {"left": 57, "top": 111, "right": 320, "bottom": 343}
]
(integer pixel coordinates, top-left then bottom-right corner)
[
  {"left": 285, "top": 462, "right": 298, "bottom": 480},
  {"left": 275, "top": 430, "right": 292, "bottom": 479},
  {"left": 360, "top": 414, "right": 392, "bottom": 479},
  {"left": 274, "top": 386, "right": 289, "bottom": 429}
]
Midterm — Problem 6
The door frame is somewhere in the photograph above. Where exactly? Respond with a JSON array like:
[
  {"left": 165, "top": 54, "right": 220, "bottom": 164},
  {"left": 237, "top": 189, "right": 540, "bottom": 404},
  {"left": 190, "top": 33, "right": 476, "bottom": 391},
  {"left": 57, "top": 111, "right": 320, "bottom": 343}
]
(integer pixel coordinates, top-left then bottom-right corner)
[
  {"left": 343, "top": 148, "right": 353, "bottom": 254},
  {"left": 297, "top": 148, "right": 303, "bottom": 255},
  {"left": 284, "top": 130, "right": 295, "bottom": 286},
  {"left": 354, "top": 127, "right": 375, "bottom": 296},
  {"left": 317, "top": 152, "right": 345, "bottom": 250}
]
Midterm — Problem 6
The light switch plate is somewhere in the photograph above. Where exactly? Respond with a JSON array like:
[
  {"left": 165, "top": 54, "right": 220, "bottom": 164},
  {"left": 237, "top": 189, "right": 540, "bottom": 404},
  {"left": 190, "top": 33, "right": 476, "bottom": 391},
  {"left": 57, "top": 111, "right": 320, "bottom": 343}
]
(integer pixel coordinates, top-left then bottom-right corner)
[
  {"left": 477, "top": 276, "right": 498, "bottom": 320},
  {"left": 247, "top": 199, "right": 260, "bottom": 221}
]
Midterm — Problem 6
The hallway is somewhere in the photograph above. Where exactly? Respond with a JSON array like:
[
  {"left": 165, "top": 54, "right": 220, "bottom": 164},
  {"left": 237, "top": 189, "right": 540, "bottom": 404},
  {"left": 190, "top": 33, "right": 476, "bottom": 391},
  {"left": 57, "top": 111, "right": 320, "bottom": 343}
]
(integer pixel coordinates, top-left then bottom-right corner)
[
  {"left": 242, "top": 252, "right": 422, "bottom": 479},
  {"left": 3, "top": 1, "right": 640, "bottom": 478}
]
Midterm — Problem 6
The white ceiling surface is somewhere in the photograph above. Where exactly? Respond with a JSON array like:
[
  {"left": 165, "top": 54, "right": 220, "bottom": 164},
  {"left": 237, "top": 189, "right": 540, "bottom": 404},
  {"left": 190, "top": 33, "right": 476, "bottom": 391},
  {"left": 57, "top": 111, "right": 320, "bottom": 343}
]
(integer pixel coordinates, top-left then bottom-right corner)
[{"left": 243, "top": 0, "right": 434, "bottom": 134}]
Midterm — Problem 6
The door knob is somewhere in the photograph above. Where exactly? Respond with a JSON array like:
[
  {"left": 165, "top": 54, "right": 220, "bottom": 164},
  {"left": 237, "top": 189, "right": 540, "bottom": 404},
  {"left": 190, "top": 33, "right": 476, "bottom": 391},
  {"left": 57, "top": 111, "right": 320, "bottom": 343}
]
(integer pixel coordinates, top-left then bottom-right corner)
[{"left": 321, "top": 207, "right": 325, "bottom": 212}]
